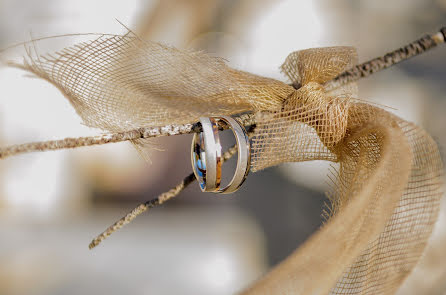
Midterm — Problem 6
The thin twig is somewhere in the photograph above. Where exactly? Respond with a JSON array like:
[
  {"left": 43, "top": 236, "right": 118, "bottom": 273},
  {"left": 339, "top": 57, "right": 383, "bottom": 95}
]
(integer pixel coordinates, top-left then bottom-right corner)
[
  {"left": 0, "top": 113, "right": 256, "bottom": 159},
  {"left": 323, "top": 26, "right": 445, "bottom": 91},
  {"left": 88, "top": 172, "right": 195, "bottom": 249},
  {"left": 0, "top": 129, "right": 149, "bottom": 159},
  {"left": 89, "top": 140, "right": 240, "bottom": 249}
]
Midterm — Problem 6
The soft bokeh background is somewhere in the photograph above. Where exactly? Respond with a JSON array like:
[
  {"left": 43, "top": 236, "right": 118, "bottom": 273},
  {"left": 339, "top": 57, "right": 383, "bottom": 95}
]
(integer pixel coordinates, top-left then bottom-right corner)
[{"left": 0, "top": 1, "right": 445, "bottom": 294}]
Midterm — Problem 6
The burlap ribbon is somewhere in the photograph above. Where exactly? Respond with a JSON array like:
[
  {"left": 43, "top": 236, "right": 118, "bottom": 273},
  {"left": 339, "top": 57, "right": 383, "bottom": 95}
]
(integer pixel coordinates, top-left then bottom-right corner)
[
  {"left": 6, "top": 34, "right": 444, "bottom": 294},
  {"left": 246, "top": 47, "right": 444, "bottom": 294}
]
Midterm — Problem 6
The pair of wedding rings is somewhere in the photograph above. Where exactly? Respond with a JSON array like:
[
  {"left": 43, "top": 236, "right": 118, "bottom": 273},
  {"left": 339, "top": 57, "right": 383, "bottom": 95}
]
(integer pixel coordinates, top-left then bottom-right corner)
[{"left": 191, "top": 116, "right": 250, "bottom": 194}]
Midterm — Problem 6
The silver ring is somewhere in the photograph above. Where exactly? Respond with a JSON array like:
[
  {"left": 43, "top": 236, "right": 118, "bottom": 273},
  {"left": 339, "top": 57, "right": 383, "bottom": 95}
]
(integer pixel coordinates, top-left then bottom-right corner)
[
  {"left": 191, "top": 117, "right": 221, "bottom": 192},
  {"left": 191, "top": 116, "right": 250, "bottom": 194}
]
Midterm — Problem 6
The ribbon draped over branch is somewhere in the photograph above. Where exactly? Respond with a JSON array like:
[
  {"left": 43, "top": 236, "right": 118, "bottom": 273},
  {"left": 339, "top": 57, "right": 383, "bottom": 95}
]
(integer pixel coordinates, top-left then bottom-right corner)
[
  {"left": 1, "top": 29, "right": 444, "bottom": 294},
  {"left": 246, "top": 46, "right": 443, "bottom": 295}
]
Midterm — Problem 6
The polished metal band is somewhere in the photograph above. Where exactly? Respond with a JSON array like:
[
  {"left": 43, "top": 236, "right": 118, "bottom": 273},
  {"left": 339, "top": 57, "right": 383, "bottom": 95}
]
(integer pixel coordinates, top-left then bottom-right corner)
[
  {"left": 191, "top": 117, "right": 221, "bottom": 192},
  {"left": 191, "top": 116, "right": 250, "bottom": 194},
  {"left": 217, "top": 116, "right": 250, "bottom": 194}
]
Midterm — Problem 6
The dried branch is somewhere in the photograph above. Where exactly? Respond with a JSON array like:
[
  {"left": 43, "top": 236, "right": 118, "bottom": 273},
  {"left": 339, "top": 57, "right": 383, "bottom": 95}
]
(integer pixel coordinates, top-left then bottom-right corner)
[
  {"left": 0, "top": 112, "right": 256, "bottom": 159},
  {"left": 323, "top": 27, "right": 445, "bottom": 90},
  {"left": 89, "top": 141, "right": 239, "bottom": 249},
  {"left": 89, "top": 172, "right": 196, "bottom": 249}
]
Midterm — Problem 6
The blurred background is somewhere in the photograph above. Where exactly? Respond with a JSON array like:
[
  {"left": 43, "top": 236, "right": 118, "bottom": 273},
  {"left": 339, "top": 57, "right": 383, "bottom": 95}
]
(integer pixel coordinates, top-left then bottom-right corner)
[{"left": 0, "top": 0, "right": 445, "bottom": 294}]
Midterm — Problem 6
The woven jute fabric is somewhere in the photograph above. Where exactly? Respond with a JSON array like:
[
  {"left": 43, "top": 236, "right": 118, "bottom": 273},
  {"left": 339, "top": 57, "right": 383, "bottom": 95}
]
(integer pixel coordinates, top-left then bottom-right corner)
[{"left": 8, "top": 33, "right": 444, "bottom": 294}]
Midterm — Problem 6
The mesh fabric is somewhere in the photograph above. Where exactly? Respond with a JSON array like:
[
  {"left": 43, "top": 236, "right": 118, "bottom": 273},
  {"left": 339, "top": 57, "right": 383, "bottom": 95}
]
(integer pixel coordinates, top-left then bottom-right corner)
[{"left": 8, "top": 33, "right": 444, "bottom": 294}]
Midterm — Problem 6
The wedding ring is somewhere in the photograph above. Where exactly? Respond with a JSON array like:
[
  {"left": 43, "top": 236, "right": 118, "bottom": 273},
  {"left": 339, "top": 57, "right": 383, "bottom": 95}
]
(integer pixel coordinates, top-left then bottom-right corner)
[
  {"left": 191, "top": 117, "right": 221, "bottom": 192},
  {"left": 191, "top": 116, "right": 250, "bottom": 194}
]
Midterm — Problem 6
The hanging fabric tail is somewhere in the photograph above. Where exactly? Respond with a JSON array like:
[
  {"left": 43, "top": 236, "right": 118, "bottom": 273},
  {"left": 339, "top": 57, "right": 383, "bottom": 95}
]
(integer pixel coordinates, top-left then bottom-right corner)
[{"left": 244, "top": 47, "right": 444, "bottom": 294}]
